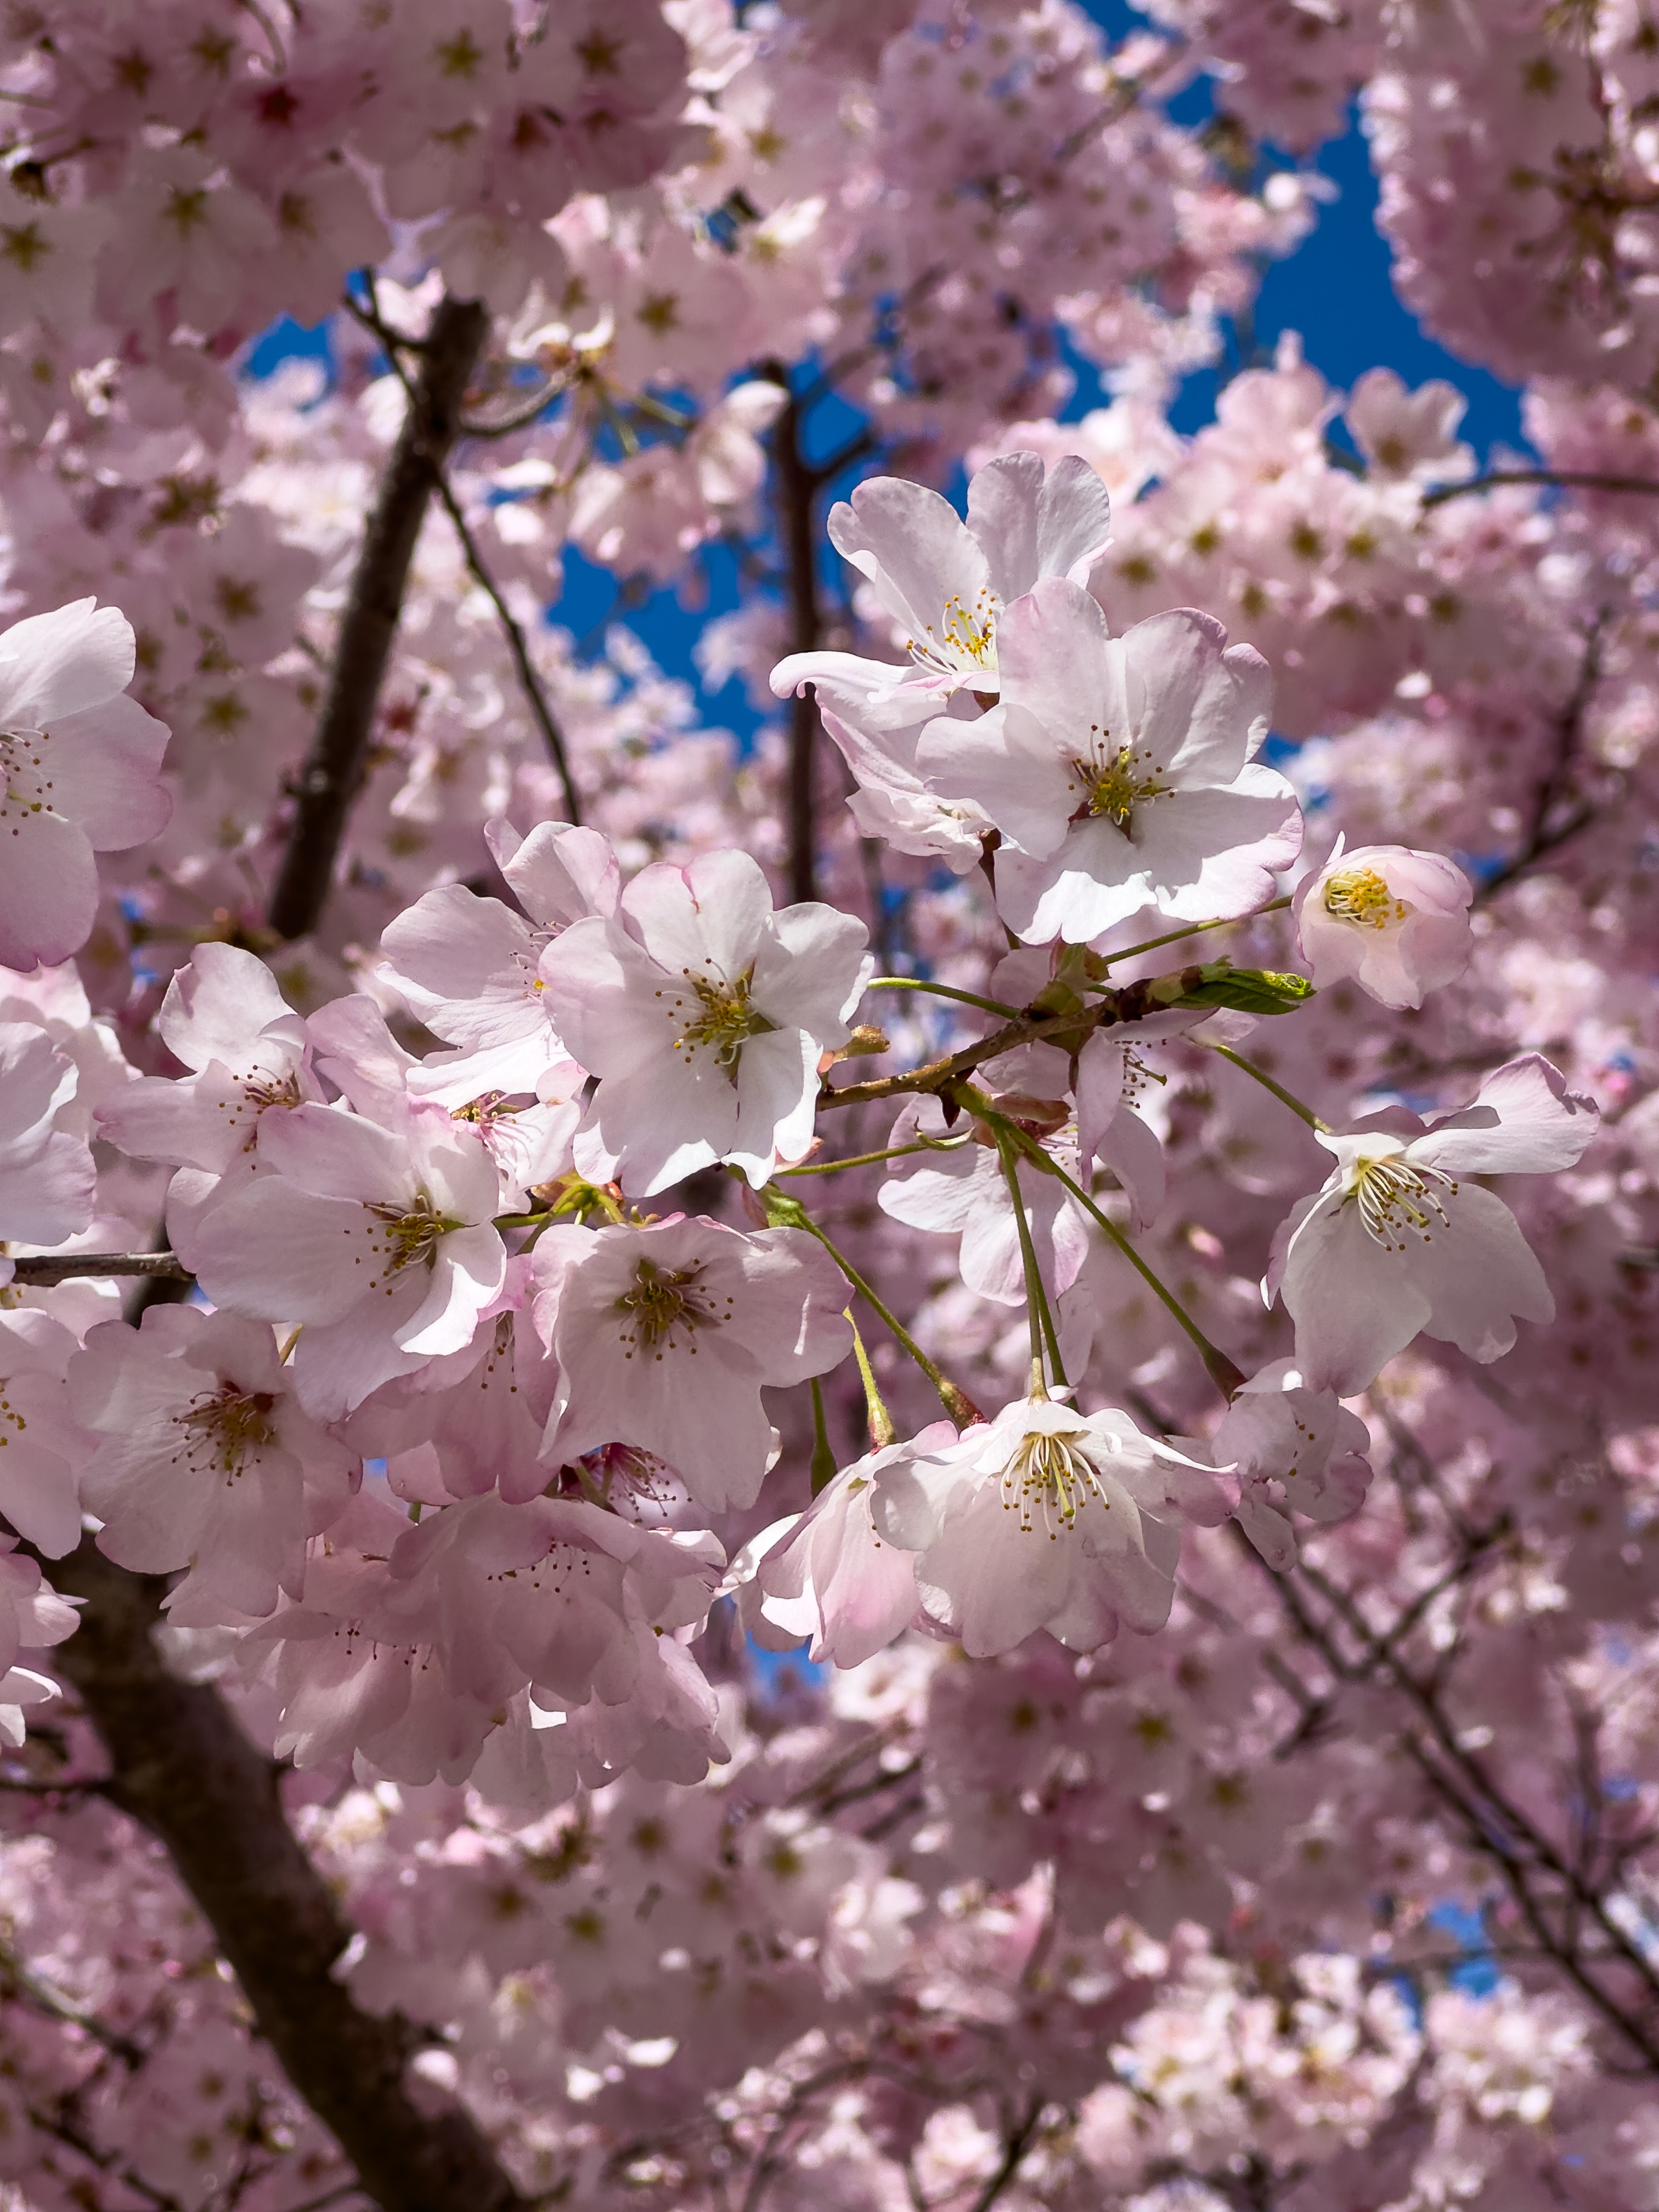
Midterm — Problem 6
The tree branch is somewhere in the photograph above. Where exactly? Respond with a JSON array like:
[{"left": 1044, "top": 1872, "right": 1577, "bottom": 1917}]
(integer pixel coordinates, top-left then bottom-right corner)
[
  {"left": 767, "top": 370, "right": 822, "bottom": 904},
  {"left": 44, "top": 1537, "right": 527, "bottom": 2212},
  {"left": 1423, "top": 466, "right": 1659, "bottom": 507},
  {"left": 7, "top": 1251, "right": 193, "bottom": 1289},
  {"left": 268, "top": 292, "right": 489, "bottom": 942},
  {"left": 1476, "top": 611, "right": 1609, "bottom": 899},
  {"left": 425, "top": 466, "right": 583, "bottom": 823}
]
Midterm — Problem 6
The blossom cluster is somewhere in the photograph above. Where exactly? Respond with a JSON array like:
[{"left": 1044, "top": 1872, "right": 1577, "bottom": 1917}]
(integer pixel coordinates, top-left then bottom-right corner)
[{"left": 0, "top": 2, "right": 1657, "bottom": 2208}]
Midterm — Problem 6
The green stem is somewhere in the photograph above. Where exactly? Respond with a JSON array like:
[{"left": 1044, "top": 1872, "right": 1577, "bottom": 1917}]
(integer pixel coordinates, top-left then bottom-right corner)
[
  {"left": 778, "top": 1135, "right": 971, "bottom": 1178},
  {"left": 848, "top": 1317, "right": 898, "bottom": 1449},
  {"left": 809, "top": 1379, "right": 838, "bottom": 1493},
  {"left": 1097, "top": 895, "right": 1293, "bottom": 972},
  {"left": 772, "top": 1197, "right": 980, "bottom": 1430},
  {"left": 983, "top": 1107, "right": 1244, "bottom": 1402},
  {"left": 1207, "top": 1042, "right": 1331, "bottom": 1133},
  {"left": 992, "top": 1128, "right": 1068, "bottom": 1396},
  {"left": 865, "top": 975, "right": 1023, "bottom": 1020}
]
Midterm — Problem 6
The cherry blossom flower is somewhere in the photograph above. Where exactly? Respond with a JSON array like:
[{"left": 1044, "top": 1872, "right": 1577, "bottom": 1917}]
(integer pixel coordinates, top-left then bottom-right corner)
[
  {"left": 376, "top": 818, "right": 619, "bottom": 1097},
  {"left": 1293, "top": 838, "right": 1474, "bottom": 1010},
  {"left": 187, "top": 1099, "right": 507, "bottom": 1420},
  {"left": 872, "top": 1395, "right": 1230, "bottom": 1656},
  {"left": 0, "top": 1309, "right": 87, "bottom": 1558},
  {"left": 95, "top": 941, "right": 318, "bottom": 1177},
  {"left": 878, "top": 1093, "right": 1090, "bottom": 1306},
  {"left": 544, "top": 849, "right": 870, "bottom": 1192},
  {"left": 769, "top": 452, "right": 1114, "bottom": 727},
  {"left": 1203, "top": 1359, "right": 1373, "bottom": 1570},
  {"left": 0, "top": 1022, "right": 95, "bottom": 1254},
  {"left": 0, "top": 601, "right": 171, "bottom": 970},
  {"left": 0, "top": 1535, "right": 78, "bottom": 1747},
  {"left": 916, "top": 585, "right": 1302, "bottom": 943},
  {"left": 533, "top": 1215, "right": 853, "bottom": 1510},
  {"left": 748, "top": 1424, "right": 960, "bottom": 1666},
  {"left": 70, "top": 1306, "right": 355, "bottom": 1622},
  {"left": 1268, "top": 1056, "right": 1600, "bottom": 1396}
]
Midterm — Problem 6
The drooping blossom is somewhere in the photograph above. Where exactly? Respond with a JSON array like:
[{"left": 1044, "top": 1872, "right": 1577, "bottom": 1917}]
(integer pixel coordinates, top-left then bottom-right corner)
[
  {"left": 916, "top": 586, "right": 1302, "bottom": 942},
  {"left": 872, "top": 1395, "right": 1231, "bottom": 1656},
  {"left": 544, "top": 848, "right": 870, "bottom": 1191},
  {"left": 1293, "top": 839, "right": 1474, "bottom": 1010},
  {"left": 0, "top": 601, "right": 172, "bottom": 970},
  {"left": 748, "top": 1425, "right": 960, "bottom": 1667},
  {"left": 0, "top": 1534, "right": 79, "bottom": 1747},
  {"left": 533, "top": 1215, "right": 853, "bottom": 1511},
  {"left": 878, "top": 1092, "right": 1091, "bottom": 1306},
  {"left": 1268, "top": 1056, "right": 1600, "bottom": 1396},
  {"left": 1202, "top": 1359, "right": 1373, "bottom": 1570}
]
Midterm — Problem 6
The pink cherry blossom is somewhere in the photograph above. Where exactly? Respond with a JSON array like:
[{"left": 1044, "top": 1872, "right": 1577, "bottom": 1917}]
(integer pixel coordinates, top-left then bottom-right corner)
[
  {"left": 916, "top": 585, "right": 1302, "bottom": 943},
  {"left": 749, "top": 1424, "right": 960, "bottom": 1667},
  {"left": 544, "top": 849, "right": 870, "bottom": 1192},
  {"left": 1293, "top": 839, "right": 1474, "bottom": 1010},
  {"left": 872, "top": 1395, "right": 1231, "bottom": 1656},
  {"left": 95, "top": 941, "right": 318, "bottom": 1176},
  {"left": 70, "top": 1306, "right": 355, "bottom": 1622},
  {"left": 187, "top": 1098, "right": 507, "bottom": 1419},
  {"left": 376, "top": 818, "right": 619, "bottom": 1097},
  {"left": 0, "top": 1309, "right": 87, "bottom": 1558},
  {"left": 0, "top": 1022, "right": 95, "bottom": 1252},
  {"left": 533, "top": 1215, "right": 853, "bottom": 1511},
  {"left": 770, "top": 452, "right": 1114, "bottom": 727},
  {"left": 1268, "top": 1056, "right": 1600, "bottom": 1396},
  {"left": 0, "top": 601, "right": 171, "bottom": 970},
  {"left": 1204, "top": 1359, "right": 1373, "bottom": 1570}
]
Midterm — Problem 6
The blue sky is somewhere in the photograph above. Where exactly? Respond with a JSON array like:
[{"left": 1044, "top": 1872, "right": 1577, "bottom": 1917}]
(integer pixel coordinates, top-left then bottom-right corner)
[
  {"left": 565, "top": 65, "right": 1528, "bottom": 739},
  {"left": 249, "top": 16, "right": 1527, "bottom": 743}
]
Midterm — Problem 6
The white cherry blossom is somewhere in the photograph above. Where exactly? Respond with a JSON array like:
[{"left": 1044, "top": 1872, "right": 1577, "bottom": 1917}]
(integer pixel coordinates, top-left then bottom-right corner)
[
  {"left": 916, "top": 584, "right": 1302, "bottom": 943},
  {"left": 0, "top": 600, "right": 171, "bottom": 971},
  {"left": 1267, "top": 1056, "right": 1600, "bottom": 1396},
  {"left": 872, "top": 1395, "right": 1230, "bottom": 1656},
  {"left": 544, "top": 847, "right": 870, "bottom": 1192}
]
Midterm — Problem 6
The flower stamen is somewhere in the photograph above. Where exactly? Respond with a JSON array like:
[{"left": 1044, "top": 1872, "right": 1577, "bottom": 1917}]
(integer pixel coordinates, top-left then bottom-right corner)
[
  {"left": 672, "top": 967, "right": 775, "bottom": 1073},
  {"left": 1067, "top": 727, "right": 1168, "bottom": 830},
  {"left": 614, "top": 1258, "right": 731, "bottom": 1358},
  {"left": 1323, "top": 864, "right": 1406, "bottom": 930},
  {"left": 172, "top": 1385, "right": 278, "bottom": 1480},
  {"left": 1348, "top": 1155, "right": 1457, "bottom": 1249},
  {"left": 1002, "top": 1427, "right": 1110, "bottom": 1540}
]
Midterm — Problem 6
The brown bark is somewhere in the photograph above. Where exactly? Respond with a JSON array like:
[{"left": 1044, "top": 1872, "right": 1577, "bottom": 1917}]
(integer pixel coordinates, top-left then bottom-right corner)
[
  {"left": 267, "top": 294, "right": 489, "bottom": 942},
  {"left": 771, "top": 383, "right": 822, "bottom": 906},
  {"left": 46, "top": 1538, "right": 528, "bottom": 2212}
]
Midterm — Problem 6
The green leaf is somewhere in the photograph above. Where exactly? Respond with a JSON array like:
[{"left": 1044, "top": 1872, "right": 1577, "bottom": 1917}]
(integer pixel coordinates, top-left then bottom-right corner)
[{"left": 1173, "top": 961, "right": 1314, "bottom": 1017}]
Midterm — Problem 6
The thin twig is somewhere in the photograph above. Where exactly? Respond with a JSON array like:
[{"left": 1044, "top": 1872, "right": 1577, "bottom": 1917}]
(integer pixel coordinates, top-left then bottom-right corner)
[
  {"left": 1424, "top": 467, "right": 1659, "bottom": 507},
  {"left": 427, "top": 467, "right": 583, "bottom": 822},
  {"left": 353, "top": 289, "right": 583, "bottom": 823},
  {"left": 7, "top": 1252, "right": 193, "bottom": 1288}
]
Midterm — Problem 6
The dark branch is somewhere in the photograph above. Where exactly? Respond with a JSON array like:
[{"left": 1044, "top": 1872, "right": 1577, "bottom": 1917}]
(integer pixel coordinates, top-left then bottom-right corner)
[
  {"left": 268, "top": 292, "right": 489, "bottom": 942},
  {"left": 44, "top": 1537, "right": 527, "bottom": 2212},
  {"left": 767, "top": 369, "right": 823, "bottom": 904},
  {"left": 8, "top": 1251, "right": 193, "bottom": 1289},
  {"left": 1477, "top": 612, "right": 1610, "bottom": 900},
  {"left": 1424, "top": 466, "right": 1659, "bottom": 508}
]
